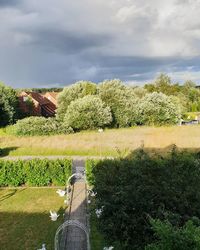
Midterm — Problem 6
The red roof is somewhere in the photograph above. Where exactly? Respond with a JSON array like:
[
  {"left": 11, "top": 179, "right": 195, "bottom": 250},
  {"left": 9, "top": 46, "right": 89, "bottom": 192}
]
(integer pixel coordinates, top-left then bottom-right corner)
[{"left": 25, "top": 91, "right": 49, "bottom": 105}]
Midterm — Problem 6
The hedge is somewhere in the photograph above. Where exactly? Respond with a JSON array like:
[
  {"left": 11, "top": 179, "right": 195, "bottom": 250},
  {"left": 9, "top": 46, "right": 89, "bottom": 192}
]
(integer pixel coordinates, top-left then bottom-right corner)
[
  {"left": 86, "top": 149, "right": 200, "bottom": 249},
  {"left": 0, "top": 159, "right": 72, "bottom": 187},
  {"left": 85, "top": 159, "right": 99, "bottom": 186}
]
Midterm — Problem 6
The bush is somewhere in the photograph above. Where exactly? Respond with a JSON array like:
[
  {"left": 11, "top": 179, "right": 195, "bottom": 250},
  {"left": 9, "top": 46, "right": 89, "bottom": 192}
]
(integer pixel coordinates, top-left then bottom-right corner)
[
  {"left": 0, "top": 160, "right": 25, "bottom": 186},
  {"left": 11, "top": 116, "right": 73, "bottom": 136},
  {"left": 0, "top": 82, "right": 19, "bottom": 126},
  {"left": 64, "top": 95, "right": 112, "bottom": 130},
  {"left": 86, "top": 149, "right": 200, "bottom": 249},
  {"left": 98, "top": 79, "right": 139, "bottom": 127},
  {"left": 57, "top": 81, "right": 97, "bottom": 120},
  {"left": 145, "top": 219, "right": 200, "bottom": 250},
  {"left": 138, "top": 92, "right": 181, "bottom": 125},
  {"left": 85, "top": 159, "right": 99, "bottom": 186},
  {"left": 0, "top": 159, "right": 72, "bottom": 187}
]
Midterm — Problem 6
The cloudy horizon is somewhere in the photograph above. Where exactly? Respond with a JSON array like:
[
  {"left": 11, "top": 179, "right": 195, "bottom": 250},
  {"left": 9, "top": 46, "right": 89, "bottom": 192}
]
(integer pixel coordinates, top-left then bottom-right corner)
[{"left": 1, "top": 0, "right": 200, "bottom": 88}]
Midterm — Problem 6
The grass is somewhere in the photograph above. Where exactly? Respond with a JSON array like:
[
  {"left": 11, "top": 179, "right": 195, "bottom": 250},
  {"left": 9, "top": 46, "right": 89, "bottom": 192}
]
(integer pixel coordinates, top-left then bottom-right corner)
[
  {"left": 89, "top": 200, "right": 107, "bottom": 250},
  {"left": 0, "top": 187, "right": 66, "bottom": 250},
  {"left": 1, "top": 125, "right": 200, "bottom": 157}
]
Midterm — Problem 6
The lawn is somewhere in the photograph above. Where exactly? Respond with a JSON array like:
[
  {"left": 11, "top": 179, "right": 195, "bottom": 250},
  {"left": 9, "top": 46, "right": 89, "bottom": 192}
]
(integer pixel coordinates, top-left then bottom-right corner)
[
  {"left": 0, "top": 188, "right": 66, "bottom": 250},
  {"left": 1, "top": 125, "right": 200, "bottom": 157}
]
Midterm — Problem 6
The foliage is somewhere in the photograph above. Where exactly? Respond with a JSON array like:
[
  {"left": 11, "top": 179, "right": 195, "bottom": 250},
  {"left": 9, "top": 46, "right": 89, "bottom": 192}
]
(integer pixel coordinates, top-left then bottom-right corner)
[
  {"left": 98, "top": 79, "right": 139, "bottom": 127},
  {"left": 0, "top": 82, "right": 19, "bottom": 127},
  {"left": 56, "top": 81, "right": 97, "bottom": 120},
  {"left": 144, "top": 74, "right": 181, "bottom": 96},
  {"left": 145, "top": 219, "right": 200, "bottom": 250},
  {"left": 0, "top": 158, "right": 72, "bottom": 186},
  {"left": 16, "top": 87, "right": 63, "bottom": 94},
  {"left": 11, "top": 116, "right": 73, "bottom": 136},
  {"left": 138, "top": 92, "right": 181, "bottom": 125},
  {"left": 86, "top": 149, "right": 200, "bottom": 249},
  {"left": 64, "top": 95, "right": 112, "bottom": 130}
]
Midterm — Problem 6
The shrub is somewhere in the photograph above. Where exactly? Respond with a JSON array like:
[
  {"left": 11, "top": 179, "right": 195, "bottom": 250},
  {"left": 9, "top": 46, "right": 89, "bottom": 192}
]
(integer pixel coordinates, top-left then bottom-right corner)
[
  {"left": 145, "top": 219, "right": 200, "bottom": 250},
  {"left": 64, "top": 95, "right": 112, "bottom": 130},
  {"left": 85, "top": 159, "right": 99, "bottom": 186},
  {"left": 57, "top": 81, "right": 97, "bottom": 120},
  {"left": 0, "top": 160, "right": 25, "bottom": 186},
  {"left": 98, "top": 79, "right": 139, "bottom": 127},
  {"left": 11, "top": 116, "right": 73, "bottom": 136},
  {"left": 0, "top": 82, "right": 19, "bottom": 126},
  {"left": 0, "top": 159, "right": 72, "bottom": 187},
  {"left": 87, "top": 149, "right": 200, "bottom": 249},
  {"left": 138, "top": 92, "right": 181, "bottom": 125}
]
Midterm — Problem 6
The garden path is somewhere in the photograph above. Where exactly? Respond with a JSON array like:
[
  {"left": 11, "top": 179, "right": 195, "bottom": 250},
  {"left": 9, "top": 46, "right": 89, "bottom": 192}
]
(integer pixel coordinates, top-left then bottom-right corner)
[{"left": 64, "top": 159, "right": 88, "bottom": 250}]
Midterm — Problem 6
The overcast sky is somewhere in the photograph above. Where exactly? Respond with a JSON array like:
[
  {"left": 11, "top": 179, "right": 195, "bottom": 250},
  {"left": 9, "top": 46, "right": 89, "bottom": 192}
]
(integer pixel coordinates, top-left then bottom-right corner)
[{"left": 1, "top": 0, "right": 200, "bottom": 88}]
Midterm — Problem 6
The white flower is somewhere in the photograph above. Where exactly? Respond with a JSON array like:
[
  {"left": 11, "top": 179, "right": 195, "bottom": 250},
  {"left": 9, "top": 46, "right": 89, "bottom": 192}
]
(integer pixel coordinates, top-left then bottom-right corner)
[
  {"left": 56, "top": 189, "right": 66, "bottom": 197},
  {"left": 88, "top": 200, "right": 91, "bottom": 204},
  {"left": 88, "top": 189, "right": 97, "bottom": 197},
  {"left": 50, "top": 211, "right": 59, "bottom": 221},
  {"left": 95, "top": 206, "right": 104, "bottom": 218},
  {"left": 98, "top": 128, "right": 103, "bottom": 133},
  {"left": 103, "top": 246, "right": 114, "bottom": 250},
  {"left": 38, "top": 243, "right": 46, "bottom": 250}
]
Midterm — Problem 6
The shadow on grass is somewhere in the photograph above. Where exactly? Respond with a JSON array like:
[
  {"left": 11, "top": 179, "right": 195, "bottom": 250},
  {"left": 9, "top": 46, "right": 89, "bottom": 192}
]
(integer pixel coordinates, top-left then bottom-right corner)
[
  {"left": 0, "top": 147, "right": 18, "bottom": 157},
  {"left": 122, "top": 144, "right": 200, "bottom": 159},
  {"left": 0, "top": 209, "right": 64, "bottom": 250},
  {"left": 0, "top": 188, "right": 27, "bottom": 202}
]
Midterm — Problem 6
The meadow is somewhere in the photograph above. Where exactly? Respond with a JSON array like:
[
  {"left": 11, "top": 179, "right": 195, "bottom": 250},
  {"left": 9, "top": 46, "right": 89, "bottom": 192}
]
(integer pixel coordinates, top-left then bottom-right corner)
[{"left": 0, "top": 125, "right": 200, "bottom": 157}]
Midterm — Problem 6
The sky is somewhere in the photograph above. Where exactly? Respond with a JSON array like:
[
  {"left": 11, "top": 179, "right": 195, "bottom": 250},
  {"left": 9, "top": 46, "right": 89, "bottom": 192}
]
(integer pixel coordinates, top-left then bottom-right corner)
[{"left": 1, "top": 0, "right": 200, "bottom": 88}]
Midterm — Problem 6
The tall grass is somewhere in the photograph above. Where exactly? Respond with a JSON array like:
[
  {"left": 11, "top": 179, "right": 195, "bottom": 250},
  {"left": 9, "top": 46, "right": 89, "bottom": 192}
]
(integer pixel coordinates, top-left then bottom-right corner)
[{"left": 0, "top": 126, "right": 200, "bottom": 156}]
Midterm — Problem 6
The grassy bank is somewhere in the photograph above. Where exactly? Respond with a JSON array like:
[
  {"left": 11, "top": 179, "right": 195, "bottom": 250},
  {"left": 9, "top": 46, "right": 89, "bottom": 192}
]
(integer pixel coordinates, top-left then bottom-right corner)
[
  {"left": 0, "top": 188, "right": 65, "bottom": 250},
  {"left": 1, "top": 125, "right": 200, "bottom": 157}
]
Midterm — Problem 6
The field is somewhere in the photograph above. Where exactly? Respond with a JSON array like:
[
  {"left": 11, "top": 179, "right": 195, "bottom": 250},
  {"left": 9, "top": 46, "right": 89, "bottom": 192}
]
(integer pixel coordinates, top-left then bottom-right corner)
[
  {"left": 0, "top": 188, "right": 66, "bottom": 250},
  {"left": 0, "top": 125, "right": 200, "bottom": 157}
]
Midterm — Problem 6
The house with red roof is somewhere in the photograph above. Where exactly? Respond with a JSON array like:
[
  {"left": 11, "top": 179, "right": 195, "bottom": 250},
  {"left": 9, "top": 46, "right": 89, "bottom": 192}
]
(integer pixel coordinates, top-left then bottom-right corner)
[{"left": 19, "top": 91, "right": 59, "bottom": 117}]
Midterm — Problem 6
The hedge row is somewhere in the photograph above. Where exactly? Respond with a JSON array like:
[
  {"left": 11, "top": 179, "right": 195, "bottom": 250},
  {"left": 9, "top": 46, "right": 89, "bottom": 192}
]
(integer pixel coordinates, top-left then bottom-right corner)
[
  {"left": 0, "top": 159, "right": 72, "bottom": 186},
  {"left": 85, "top": 149, "right": 200, "bottom": 249}
]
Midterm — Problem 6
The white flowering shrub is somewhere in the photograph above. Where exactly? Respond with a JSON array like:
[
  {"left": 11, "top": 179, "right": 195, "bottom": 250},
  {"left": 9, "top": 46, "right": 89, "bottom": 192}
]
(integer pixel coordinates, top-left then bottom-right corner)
[
  {"left": 11, "top": 117, "right": 73, "bottom": 136},
  {"left": 56, "top": 81, "right": 97, "bottom": 120},
  {"left": 138, "top": 92, "right": 181, "bottom": 125},
  {"left": 98, "top": 79, "right": 139, "bottom": 127},
  {"left": 64, "top": 95, "right": 112, "bottom": 130}
]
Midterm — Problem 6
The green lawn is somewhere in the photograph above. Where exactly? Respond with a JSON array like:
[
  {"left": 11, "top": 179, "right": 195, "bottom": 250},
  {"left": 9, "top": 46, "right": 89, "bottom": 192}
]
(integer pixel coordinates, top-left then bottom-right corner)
[{"left": 0, "top": 188, "right": 66, "bottom": 250}]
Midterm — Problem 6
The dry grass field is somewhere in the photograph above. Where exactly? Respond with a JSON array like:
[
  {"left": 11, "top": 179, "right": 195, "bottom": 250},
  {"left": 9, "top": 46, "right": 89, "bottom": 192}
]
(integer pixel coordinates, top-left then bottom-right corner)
[{"left": 0, "top": 125, "right": 200, "bottom": 157}]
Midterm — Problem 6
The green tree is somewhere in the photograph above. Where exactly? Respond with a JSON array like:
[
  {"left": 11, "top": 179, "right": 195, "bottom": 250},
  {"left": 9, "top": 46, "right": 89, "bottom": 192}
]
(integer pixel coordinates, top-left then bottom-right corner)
[
  {"left": 0, "top": 82, "right": 18, "bottom": 127},
  {"left": 56, "top": 81, "right": 97, "bottom": 120},
  {"left": 145, "top": 219, "right": 200, "bottom": 250},
  {"left": 145, "top": 74, "right": 181, "bottom": 96},
  {"left": 138, "top": 92, "right": 181, "bottom": 125},
  {"left": 98, "top": 79, "right": 139, "bottom": 127},
  {"left": 64, "top": 95, "right": 112, "bottom": 130}
]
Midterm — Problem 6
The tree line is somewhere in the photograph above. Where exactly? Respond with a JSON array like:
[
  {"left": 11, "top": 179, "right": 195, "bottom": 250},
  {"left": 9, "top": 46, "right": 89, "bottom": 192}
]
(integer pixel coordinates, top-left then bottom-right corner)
[{"left": 1, "top": 74, "right": 200, "bottom": 131}]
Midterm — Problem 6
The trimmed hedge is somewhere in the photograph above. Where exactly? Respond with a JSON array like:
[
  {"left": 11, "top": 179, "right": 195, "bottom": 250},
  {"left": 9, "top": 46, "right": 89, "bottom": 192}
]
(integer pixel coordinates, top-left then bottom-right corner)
[
  {"left": 86, "top": 149, "right": 200, "bottom": 249},
  {"left": 85, "top": 159, "right": 99, "bottom": 186},
  {"left": 0, "top": 159, "right": 72, "bottom": 187}
]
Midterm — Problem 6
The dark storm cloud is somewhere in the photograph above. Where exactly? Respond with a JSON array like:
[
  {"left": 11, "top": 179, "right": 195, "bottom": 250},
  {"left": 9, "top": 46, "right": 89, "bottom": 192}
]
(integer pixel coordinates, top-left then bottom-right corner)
[
  {"left": 29, "top": 29, "right": 112, "bottom": 54},
  {"left": 0, "top": 0, "right": 200, "bottom": 87},
  {"left": 0, "top": 0, "right": 20, "bottom": 7}
]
